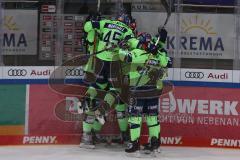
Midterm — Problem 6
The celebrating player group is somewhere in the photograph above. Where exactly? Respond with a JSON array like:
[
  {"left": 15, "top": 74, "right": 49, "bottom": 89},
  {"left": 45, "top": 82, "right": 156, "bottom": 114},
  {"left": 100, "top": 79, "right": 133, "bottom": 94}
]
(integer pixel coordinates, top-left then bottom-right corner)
[{"left": 78, "top": 10, "right": 172, "bottom": 157}]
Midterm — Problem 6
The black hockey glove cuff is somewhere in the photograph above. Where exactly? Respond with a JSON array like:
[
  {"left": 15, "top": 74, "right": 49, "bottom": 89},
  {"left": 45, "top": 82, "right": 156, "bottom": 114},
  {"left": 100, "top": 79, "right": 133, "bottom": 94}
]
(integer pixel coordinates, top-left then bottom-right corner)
[
  {"left": 147, "top": 43, "right": 158, "bottom": 55},
  {"left": 159, "top": 28, "right": 168, "bottom": 43}
]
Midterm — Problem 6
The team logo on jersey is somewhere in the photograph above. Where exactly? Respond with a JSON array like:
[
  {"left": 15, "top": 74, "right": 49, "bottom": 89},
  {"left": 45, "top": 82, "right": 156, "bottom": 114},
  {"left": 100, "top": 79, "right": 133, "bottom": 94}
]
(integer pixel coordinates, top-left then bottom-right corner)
[{"left": 147, "top": 59, "right": 160, "bottom": 66}]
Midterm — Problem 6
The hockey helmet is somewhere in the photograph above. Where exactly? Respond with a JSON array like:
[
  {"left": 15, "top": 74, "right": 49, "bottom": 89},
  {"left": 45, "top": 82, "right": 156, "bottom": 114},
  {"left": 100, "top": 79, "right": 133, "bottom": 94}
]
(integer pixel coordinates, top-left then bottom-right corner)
[
  {"left": 129, "top": 17, "right": 137, "bottom": 32},
  {"left": 86, "top": 11, "right": 101, "bottom": 22},
  {"left": 116, "top": 13, "right": 131, "bottom": 26},
  {"left": 138, "top": 32, "right": 151, "bottom": 43},
  {"left": 137, "top": 32, "right": 152, "bottom": 50}
]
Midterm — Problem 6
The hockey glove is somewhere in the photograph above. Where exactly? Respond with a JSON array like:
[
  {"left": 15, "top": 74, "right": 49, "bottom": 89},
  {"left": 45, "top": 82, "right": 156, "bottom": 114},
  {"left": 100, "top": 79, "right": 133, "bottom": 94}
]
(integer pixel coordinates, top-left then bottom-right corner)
[
  {"left": 158, "top": 28, "right": 168, "bottom": 43},
  {"left": 147, "top": 43, "right": 158, "bottom": 55},
  {"left": 85, "top": 11, "right": 101, "bottom": 21},
  {"left": 148, "top": 69, "right": 163, "bottom": 83}
]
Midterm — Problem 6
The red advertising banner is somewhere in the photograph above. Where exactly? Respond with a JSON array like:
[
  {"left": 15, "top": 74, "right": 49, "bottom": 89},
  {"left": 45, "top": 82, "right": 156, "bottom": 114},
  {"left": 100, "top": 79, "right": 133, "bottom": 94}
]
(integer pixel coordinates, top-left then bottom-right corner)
[
  {"left": 1, "top": 84, "right": 237, "bottom": 148},
  {"left": 159, "top": 86, "right": 240, "bottom": 148},
  {"left": 28, "top": 85, "right": 81, "bottom": 135}
]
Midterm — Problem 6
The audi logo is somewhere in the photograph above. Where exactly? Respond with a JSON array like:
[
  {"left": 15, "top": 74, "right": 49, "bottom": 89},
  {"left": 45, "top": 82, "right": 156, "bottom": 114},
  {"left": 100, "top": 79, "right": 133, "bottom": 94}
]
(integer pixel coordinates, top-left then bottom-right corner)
[
  {"left": 185, "top": 71, "right": 204, "bottom": 79},
  {"left": 65, "top": 68, "right": 84, "bottom": 76},
  {"left": 8, "top": 69, "right": 27, "bottom": 76}
]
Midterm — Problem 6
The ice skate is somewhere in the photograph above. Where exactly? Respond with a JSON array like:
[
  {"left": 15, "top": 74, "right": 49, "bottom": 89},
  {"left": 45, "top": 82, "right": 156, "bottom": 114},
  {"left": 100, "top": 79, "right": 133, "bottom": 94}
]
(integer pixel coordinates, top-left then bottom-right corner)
[
  {"left": 79, "top": 132, "right": 95, "bottom": 149},
  {"left": 140, "top": 136, "right": 160, "bottom": 157},
  {"left": 125, "top": 139, "right": 141, "bottom": 157},
  {"left": 92, "top": 131, "right": 107, "bottom": 144},
  {"left": 111, "top": 131, "right": 129, "bottom": 145}
]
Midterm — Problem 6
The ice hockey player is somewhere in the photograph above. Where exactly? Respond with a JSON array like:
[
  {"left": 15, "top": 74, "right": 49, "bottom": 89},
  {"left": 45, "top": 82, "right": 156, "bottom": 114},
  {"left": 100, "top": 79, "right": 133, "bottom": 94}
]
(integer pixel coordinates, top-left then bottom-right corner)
[
  {"left": 123, "top": 29, "right": 170, "bottom": 157},
  {"left": 80, "top": 12, "right": 106, "bottom": 149}
]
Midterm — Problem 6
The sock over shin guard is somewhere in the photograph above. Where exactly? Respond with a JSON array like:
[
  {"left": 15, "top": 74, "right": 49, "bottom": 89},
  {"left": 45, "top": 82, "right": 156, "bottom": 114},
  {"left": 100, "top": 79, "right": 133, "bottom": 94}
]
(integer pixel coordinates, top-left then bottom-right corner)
[
  {"left": 115, "top": 103, "right": 128, "bottom": 132},
  {"left": 146, "top": 116, "right": 160, "bottom": 139},
  {"left": 128, "top": 116, "right": 142, "bottom": 141},
  {"left": 92, "top": 119, "right": 103, "bottom": 132},
  {"left": 83, "top": 112, "right": 95, "bottom": 133}
]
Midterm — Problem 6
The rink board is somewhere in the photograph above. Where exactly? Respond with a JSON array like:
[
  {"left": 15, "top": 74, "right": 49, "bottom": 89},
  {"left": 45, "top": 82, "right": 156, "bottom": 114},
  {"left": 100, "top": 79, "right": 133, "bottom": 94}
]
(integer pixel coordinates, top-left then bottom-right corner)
[{"left": 0, "top": 67, "right": 240, "bottom": 149}]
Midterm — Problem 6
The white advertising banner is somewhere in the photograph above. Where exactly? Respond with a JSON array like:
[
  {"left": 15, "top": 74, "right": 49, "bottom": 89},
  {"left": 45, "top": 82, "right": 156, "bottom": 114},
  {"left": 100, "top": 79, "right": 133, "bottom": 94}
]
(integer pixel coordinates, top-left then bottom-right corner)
[
  {"left": 132, "top": 12, "right": 235, "bottom": 59},
  {"left": 180, "top": 69, "right": 233, "bottom": 82},
  {"left": 2, "top": 10, "right": 38, "bottom": 55},
  {"left": 1, "top": 66, "right": 240, "bottom": 84},
  {"left": 2, "top": 66, "right": 85, "bottom": 79},
  {"left": 2, "top": 66, "right": 55, "bottom": 79}
]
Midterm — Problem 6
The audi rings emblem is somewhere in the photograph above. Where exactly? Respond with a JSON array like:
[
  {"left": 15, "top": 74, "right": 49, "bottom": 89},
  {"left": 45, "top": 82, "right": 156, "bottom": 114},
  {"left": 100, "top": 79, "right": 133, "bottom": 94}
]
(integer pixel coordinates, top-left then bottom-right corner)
[
  {"left": 65, "top": 68, "right": 84, "bottom": 76},
  {"left": 8, "top": 69, "right": 27, "bottom": 76},
  {"left": 185, "top": 71, "right": 204, "bottom": 79}
]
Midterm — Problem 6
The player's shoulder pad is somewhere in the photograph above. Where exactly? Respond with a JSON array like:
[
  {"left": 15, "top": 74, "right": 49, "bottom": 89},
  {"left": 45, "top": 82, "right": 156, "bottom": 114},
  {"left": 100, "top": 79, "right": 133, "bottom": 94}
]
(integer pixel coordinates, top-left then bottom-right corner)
[
  {"left": 111, "top": 20, "right": 129, "bottom": 29},
  {"left": 84, "top": 21, "right": 93, "bottom": 32},
  {"left": 100, "top": 19, "right": 110, "bottom": 25}
]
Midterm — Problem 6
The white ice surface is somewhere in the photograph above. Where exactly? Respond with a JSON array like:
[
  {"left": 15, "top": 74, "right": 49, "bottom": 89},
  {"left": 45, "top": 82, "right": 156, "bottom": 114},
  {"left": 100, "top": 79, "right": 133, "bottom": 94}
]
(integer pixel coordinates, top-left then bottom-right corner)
[{"left": 0, "top": 145, "right": 239, "bottom": 160}]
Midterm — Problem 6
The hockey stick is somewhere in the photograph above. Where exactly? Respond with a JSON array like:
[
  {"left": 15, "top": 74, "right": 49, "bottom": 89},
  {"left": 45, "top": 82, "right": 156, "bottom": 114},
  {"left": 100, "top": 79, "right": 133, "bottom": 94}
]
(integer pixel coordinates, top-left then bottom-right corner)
[
  {"left": 97, "top": 0, "right": 101, "bottom": 12},
  {"left": 90, "top": 0, "right": 101, "bottom": 71},
  {"left": 63, "top": 44, "right": 119, "bottom": 66},
  {"left": 155, "top": 0, "right": 173, "bottom": 44},
  {"left": 161, "top": 0, "right": 172, "bottom": 28}
]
